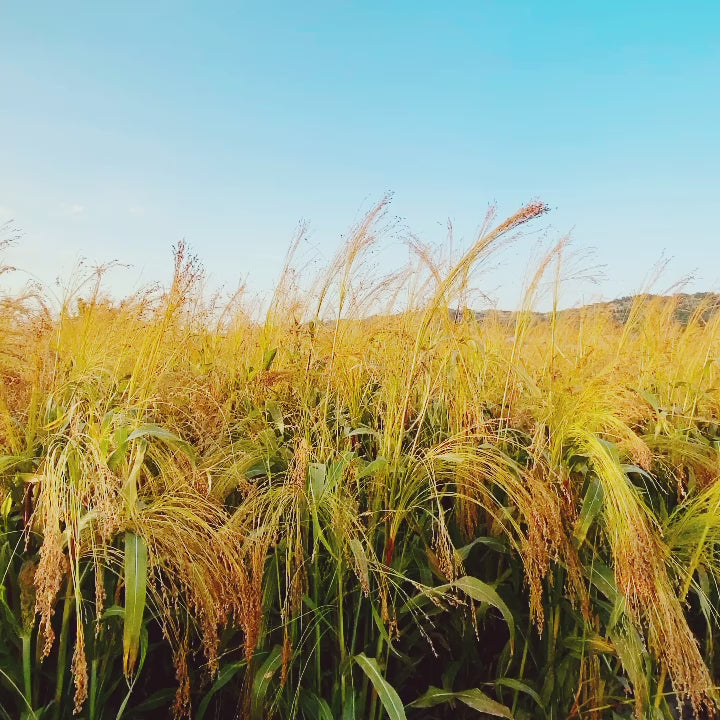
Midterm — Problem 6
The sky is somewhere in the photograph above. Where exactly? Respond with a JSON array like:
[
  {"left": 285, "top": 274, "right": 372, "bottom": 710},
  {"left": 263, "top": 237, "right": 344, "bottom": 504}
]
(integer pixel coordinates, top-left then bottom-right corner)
[{"left": 1, "top": 1, "right": 719, "bottom": 310}]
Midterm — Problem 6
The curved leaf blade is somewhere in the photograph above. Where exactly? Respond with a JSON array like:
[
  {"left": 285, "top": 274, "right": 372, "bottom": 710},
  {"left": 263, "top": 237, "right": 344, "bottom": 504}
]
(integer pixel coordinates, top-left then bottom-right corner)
[
  {"left": 123, "top": 532, "right": 148, "bottom": 677},
  {"left": 451, "top": 576, "right": 515, "bottom": 652},
  {"left": 354, "top": 653, "right": 406, "bottom": 720},
  {"left": 250, "top": 646, "right": 282, "bottom": 720},
  {"left": 410, "top": 686, "right": 512, "bottom": 718},
  {"left": 197, "top": 661, "right": 246, "bottom": 720}
]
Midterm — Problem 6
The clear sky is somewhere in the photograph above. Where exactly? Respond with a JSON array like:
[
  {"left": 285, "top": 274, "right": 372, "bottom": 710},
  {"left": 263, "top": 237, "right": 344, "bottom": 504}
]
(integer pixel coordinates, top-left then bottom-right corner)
[{"left": 1, "top": 1, "right": 719, "bottom": 309}]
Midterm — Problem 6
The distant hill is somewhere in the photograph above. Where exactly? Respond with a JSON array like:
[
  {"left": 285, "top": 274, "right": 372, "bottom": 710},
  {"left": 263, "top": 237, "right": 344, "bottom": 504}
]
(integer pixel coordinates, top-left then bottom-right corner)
[
  {"left": 570, "top": 292, "right": 720, "bottom": 325},
  {"left": 465, "top": 292, "right": 720, "bottom": 326}
]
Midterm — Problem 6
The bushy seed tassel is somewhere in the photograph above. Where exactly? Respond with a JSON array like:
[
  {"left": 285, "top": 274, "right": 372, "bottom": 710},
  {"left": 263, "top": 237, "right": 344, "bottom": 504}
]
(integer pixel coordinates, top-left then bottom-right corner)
[
  {"left": 72, "top": 622, "right": 88, "bottom": 714},
  {"left": 35, "top": 524, "right": 66, "bottom": 658}
]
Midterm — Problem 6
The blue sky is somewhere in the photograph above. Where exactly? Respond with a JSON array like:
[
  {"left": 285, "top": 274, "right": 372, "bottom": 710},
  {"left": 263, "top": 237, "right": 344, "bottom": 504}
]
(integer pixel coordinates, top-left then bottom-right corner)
[{"left": 1, "top": 1, "right": 719, "bottom": 308}]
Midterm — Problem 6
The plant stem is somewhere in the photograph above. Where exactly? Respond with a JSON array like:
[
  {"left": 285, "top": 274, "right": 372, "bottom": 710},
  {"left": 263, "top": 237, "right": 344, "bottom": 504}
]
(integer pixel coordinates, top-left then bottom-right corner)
[
  {"left": 52, "top": 575, "right": 74, "bottom": 720},
  {"left": 21, "top": 633, "right": 31, "bottom": 706},
  {"left": 338, "top": 560, "right": 346, "bottom": 710},
  {"left": 313, "top": 556, "right": 322, "bottom": 696}
]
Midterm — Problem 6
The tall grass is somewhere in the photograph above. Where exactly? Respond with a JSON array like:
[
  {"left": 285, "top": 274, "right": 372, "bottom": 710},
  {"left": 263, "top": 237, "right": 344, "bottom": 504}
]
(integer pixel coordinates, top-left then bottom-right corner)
[{"left": 1, "top": 202, "right": 720, "bottom": 719}]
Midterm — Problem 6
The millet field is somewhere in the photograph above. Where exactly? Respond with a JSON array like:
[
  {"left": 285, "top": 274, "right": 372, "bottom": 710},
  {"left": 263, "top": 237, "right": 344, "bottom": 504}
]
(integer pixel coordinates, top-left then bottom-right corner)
[{"left": 2, "top": 200, "right": 720, "bottom": 719}]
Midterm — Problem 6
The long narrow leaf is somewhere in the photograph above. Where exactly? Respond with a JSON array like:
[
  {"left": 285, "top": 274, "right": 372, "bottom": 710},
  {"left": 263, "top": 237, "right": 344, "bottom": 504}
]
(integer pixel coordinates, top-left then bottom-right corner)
[
  {"left": 123, "top": 532, "right": 148, "bottom": 678},
  {"left": 410, "top": 685, "right": 512, "bottom": 717},
  {"left": 197, "top": 661, "right": 246, "bottom": 720},
  {"left": 354, "top": 653, "right": 406, "bottom": 720},
  {"left": 250, "top": 646, "right": 282, "bottom": 720},
  {"left": 452, "top": 576, "right": 515, "bottom": 652}
]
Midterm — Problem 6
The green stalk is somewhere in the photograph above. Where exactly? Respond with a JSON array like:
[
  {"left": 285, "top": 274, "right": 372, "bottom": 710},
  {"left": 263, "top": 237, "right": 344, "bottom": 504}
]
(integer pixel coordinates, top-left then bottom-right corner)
[
  {"left": 356, "top": 599, "right": 371, "bottom": 717},
  {"left": 52, "top": 576, "right": 74, "bottom": 720},
  {"left": 313, "top": 557, "right": 322, "bottom": 695},
  {"left": 89, "top": 655, "right": 99, "bottom": 720},
  {"left": 380, "top": 632, "right": 393, "bottom": 720},
  {"left": 21, "top": 632, "right": 32, "bottom": 706},
  {"left": 367, "top": 622, "right": 386, "bottom": 720},
  {"left": 511, "top": 619, "right": 531, "bottom": 716},
  {"left": 349, "top": 589, "right": 362, "bottom": 658},
  {"left": 338, "top": 560, "right": 347, "bottom": 710},
  {"left": 89, "top": 564, "right": 103, "bottom": 720}
]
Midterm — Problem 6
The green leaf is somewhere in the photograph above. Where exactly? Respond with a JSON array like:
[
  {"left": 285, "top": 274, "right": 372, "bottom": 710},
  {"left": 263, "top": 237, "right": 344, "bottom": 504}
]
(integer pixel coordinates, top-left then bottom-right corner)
[
  {"left": 0, "top": 493, "right": 11, "bottom": 522},
  {"left": 694, "top": 567, "right": 714, "bottom": 640},
  {"left": 587, "top": 561, "right": 617, "bottom": 601},
  {"left": 123, "top": 532, "right": 148, "bottom": 677},
  {"left": 101, "top": 605, "right": 125, "bottom": 620},
  {"left": 128, "top": 687, "right": 176, "bottom": 715},
  {"left": 0, "top": 592, "right": 22, "bottom": 641},
  {"left": 196, "top": 661, "right": 246, "bottom": 720},
  {"left": 116, "top": 626, "right": 148, "bottom": 719},
  {"left": 250, "top": 646, "right": 282, "bottom": 720},
  {"left": 299, "top": 690, "right": 334, "bottom": 720},
  {"left": 451, "top": 576, "right": 515, "bottom": 652},
  {"left": 369, "top": 601, "right": 396, "bottom": 651},
  {"left": 342, "top": 688, "right": 359, "bottom": 720},
  {"left": 262, "top": 347, "right": 278, "bottom": 371},
  {"left": 348, "top": 538, "right": 370, "bottom": 592},
  {"left": 354, "top": 653, "right": 406, "bottom": 720},
  {"left": 0, "top": 454, "right": 30, "bottom": 476},
  {"left": 120, "top": 440, "right": 147, "bottom": 511},
  {"left": 356, "top": 456, "right": 387, "bottom": 480},
  {"left": 126, "top": 424, "right": 195, "bottom": 460},
  {"left": 345, "top": 426, "right": 379, "bottom": 439},
  {"left": 266, "top": 401, "right": 285, "bottom": 435},
  {"left": 574, "top": 476, "right": 603, "bottom": 546},
  {"left": 107, "top": 426, "right": 131, "bottom": 469},
  {"left": 609, "top": 620, "right": 650, "bottom": 712},
  {"left": 0, "top": 665, "right": 37, "bottom": 719},
  {"left": 308, "top": 463, "right": 327, "bottom": 501},
  {"left": 495, "top": 678, "right": 543, "bottom": 714},
  {"left": 455, "top": 536, "right": 507, "bottom": 560},
  {"left": 410, "top": 686, "right": 512, "bottom": 717},
  {"left": 633, "top": 386, "right": 660, "bottom": 413},
  {"left": 434, "top": 452, "right": 466, "bottom": 464}
]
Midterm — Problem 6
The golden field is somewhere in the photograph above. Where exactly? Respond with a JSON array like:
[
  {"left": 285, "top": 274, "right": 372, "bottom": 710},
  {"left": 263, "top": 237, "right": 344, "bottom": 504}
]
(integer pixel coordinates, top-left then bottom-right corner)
[{"left": 2, "top": 201, "right": 720, "bottom": 719}]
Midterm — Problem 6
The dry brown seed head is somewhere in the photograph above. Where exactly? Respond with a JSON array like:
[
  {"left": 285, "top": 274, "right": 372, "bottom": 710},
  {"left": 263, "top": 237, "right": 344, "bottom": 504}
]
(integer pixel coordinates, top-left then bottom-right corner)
[
  {"left": 35, "top": 525, "right": 67, "bottom": 657},
  {"left": 72, "top": 622, "right": 88, "bottom": 714},
  {"left": 281, "top": 628, "right": 292, "bottom": 687},
  {"left": 171, "top": 645, "right": 192, "bottom": 720}
]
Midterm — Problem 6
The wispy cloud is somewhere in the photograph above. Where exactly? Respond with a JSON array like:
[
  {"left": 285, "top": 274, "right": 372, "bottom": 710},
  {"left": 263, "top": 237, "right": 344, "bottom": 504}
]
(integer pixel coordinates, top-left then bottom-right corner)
[
  {"left": 60, "top": 202, "right": 85, "bottom": 216},
  {"left": 128, "top": 205, "right": 145, "bottom": 217}
]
